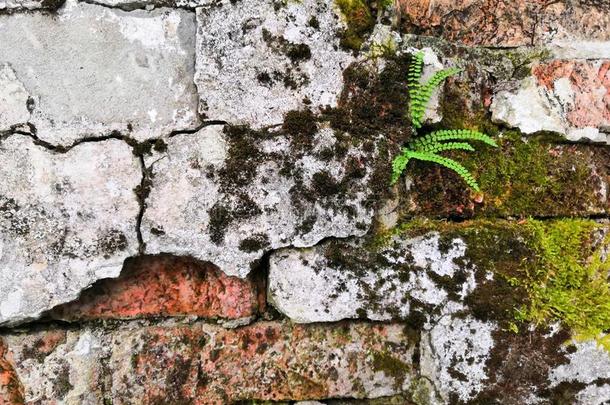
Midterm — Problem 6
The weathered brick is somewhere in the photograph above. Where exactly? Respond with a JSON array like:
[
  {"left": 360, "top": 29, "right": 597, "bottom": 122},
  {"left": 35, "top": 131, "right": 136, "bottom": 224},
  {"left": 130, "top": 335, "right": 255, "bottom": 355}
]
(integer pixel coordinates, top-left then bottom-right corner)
[
  {"left": 48, "top": 256, "right": 263, "bottom": 322},
  {"left": 492, "top": 60, "right": 610, "bottom": 143},
  {"left": 0, "top": 338, "right": 24, "bottom": 405},
  {"left": 1, "top": 321, "right": 416, "bottom": 404},
  {"left": 397, "top": 0, "right": 610, "bottom": 54}
]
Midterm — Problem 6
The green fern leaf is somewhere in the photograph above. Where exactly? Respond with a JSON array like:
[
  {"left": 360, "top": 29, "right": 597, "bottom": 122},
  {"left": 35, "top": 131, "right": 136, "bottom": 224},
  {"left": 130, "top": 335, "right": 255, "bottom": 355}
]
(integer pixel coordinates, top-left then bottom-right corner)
[
  {"left": 415, "top": 141, "right": 475, "bottom": 154},
  {"left": 407, "top": 51, "right": 424, "bottom": 94},
  {"left": 390, "top": 148, "right": 413, "bottom": 185},
  {"left": 410, "top": 129, "right": 498, "bottom": 150},
  {"left": 410, "top": 67, "right": 462, "bottom": 128}
]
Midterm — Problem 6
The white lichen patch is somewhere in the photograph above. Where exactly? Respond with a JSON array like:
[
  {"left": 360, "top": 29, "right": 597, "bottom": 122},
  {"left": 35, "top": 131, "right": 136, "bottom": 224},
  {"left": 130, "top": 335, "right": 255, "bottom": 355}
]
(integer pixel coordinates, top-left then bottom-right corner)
[
  {"left": 194, "top": 0, "right": 354, "bottom": 128},
  {"left": 0, "top": 136, "right": 140, "bottom": 326},
  {"left": 268, "top": 232, "right": 477, "bottom": 323},
  {"left": 420, "top": 315, "right": 496, "bottom": 403},
  {"left": 0, "top": 0, "right": 200, "bottom": 146},
  {"left": 491, "top": 76, "right": 609, "bottom": 143},
  {"left": 549, "top": 339, "right": 610, "bottom": 386}
]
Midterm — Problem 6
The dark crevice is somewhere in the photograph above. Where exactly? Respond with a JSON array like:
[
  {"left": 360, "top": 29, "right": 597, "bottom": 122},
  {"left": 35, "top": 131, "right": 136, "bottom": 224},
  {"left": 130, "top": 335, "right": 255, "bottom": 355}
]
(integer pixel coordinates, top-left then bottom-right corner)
[
  {"left": 78, "top": 0, "right": 196, "bottom": 12},
  {"left": 134, "top": 154, "right": 149, "bottom": 255}
]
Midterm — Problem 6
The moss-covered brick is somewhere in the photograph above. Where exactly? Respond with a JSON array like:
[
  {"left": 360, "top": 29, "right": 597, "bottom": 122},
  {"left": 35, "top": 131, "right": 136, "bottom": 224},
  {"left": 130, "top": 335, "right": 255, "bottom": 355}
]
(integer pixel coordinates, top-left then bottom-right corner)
[{"left": 401, "top": 131, "right": 609, "bottom": 219}]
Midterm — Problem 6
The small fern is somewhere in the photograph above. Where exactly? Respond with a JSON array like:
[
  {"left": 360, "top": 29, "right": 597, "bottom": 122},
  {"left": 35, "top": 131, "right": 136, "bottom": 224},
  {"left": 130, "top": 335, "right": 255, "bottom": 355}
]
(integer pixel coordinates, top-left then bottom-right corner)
[{"left": 392, "top": 51, "right": 498, "bottom": 191}]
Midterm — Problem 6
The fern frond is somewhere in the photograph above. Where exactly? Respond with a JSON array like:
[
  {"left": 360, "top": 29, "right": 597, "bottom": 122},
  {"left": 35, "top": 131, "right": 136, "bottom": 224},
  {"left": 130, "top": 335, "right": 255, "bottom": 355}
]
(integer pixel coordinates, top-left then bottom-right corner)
[
  {"left": 415, "top": 141, "right": 475, "bottom": 154},
  {"left": 407, "top": 51, "right": 424, "bottom": 94},
  {"left": 409, "top": 67, "right": 462, "bottom": 128},
  {"left": 410, "top": 129, "right": 498, "bottom": 150},
  {"left": 390, "top": 147, "right": 413, "bottom": 185},
  {"left": 407, "top": 150, "right": 481, "bottom": 191}
]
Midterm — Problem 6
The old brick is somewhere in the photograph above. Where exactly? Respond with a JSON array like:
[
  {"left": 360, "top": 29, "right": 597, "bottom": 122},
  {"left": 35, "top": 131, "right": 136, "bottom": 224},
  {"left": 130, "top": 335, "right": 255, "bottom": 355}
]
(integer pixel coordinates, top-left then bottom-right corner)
[
  {"left": 48, "top": 256, "right": 263, "bottom": 322},
  {"left": 397, "top": 0, "right": 610, "bottom": 53},
  {"left": 0, "top": 338, "right": 24, "bottom": 405},
  {"left": 1, "top": 321, "right": 416, "bottom": 404},
  {"left": 532, "top": 60, "right": 610, "bottom": 131}
]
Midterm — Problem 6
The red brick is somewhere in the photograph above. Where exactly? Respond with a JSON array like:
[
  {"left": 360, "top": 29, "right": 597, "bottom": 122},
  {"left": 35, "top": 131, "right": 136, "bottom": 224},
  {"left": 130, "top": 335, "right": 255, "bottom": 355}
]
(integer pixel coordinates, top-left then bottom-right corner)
[
  {"left": 396, "top": 0, "right": 609, "bottom": 47},
  {"left": 397, "top": 0, "right": 538, "bottom": 47},
  {"left": 533, "top": 60, "right": 610, "bottom": 130},
  {"left": 0, "top": 338, "right": 24, "bottom": 405},
  {"left": 2, "top": 321, "right": 415, "bottom": 404},
  {"left": 48, "top": 256, "right": 263, "bottom": 321}
]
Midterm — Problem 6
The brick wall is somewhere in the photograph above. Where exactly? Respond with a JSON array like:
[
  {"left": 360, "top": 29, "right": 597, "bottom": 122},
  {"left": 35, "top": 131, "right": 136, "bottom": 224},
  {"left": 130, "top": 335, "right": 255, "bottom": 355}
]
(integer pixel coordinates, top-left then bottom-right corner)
[{"left": 0, "top": 0, "right": 609, "bottom": 403}]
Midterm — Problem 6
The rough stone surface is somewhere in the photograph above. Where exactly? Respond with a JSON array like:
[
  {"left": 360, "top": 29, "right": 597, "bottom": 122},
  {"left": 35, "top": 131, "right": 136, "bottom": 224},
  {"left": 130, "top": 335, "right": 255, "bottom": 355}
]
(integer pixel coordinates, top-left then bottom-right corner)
[
  {"left": 269, "top": 232, "right": 477, "bottom": 323},
  {"left": 535, "top": 1, "right": 610, "bottom": 59},
  {"left": 0, "top": 63, "right": 30, "bottom": 133},
  {"left": 195, "top": 0, "right": 354, "bottom": 128},
  {"left": 142, "top": 125, "right": 389, "bottom": 278},
  {"left": 492, "top": 60, "right": 610, "bottom": 143},
  {"left": 0, "top": 0, "right": 200, "bottom": 145},
  {"left": 421, "top": 315, "right": 496, "bottom": 403},
  {"left": 1, "top": 321, "right": 416, "bottom": 404},
  {"left": 48, "top": 255, "right": 263, "bottom": 322},
  {"left": 0, "top": 135, "right": 140, "bottom": 326},
  {"left": 398, "top": 0, "right": 538, "bottom": 47},
  {"left": 0, "top": 0, "right": 63, "bottom": 12}
]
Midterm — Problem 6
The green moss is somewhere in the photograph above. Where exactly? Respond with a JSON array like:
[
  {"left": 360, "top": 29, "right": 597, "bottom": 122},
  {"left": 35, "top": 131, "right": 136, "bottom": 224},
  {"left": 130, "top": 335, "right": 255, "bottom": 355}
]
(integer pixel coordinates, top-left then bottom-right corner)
[
  {"left": 382, "top": 218, "right": 610, "bottom": 348},
  {"left": 406, "top": 130, "right": 606, "bottom": 218},
  {"left": 371, "top": 351, "right": 410, "bottom": 388},
  {"left": 335, "top": 0, "right": 375, "bottom": 51},
  {"left": 515, "top": 220, "right": 610, "bottom": 349},
  {"left": 469, "top": 132, "right": 599, "bottom": 216}
]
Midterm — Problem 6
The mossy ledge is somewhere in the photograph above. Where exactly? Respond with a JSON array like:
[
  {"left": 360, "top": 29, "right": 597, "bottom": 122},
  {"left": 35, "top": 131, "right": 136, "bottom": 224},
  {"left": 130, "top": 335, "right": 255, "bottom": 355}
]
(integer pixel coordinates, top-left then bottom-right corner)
[{"left": 382, "top": 218, "right": 610, "bottom": 348}]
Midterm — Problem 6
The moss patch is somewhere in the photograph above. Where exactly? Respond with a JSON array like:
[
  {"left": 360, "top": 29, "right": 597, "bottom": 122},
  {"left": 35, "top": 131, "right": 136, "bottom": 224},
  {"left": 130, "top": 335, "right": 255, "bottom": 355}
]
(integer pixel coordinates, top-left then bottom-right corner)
[
  {"left": 335, "top": 0, "right": 375, "bottom": 51},
  {"left": 382, "top": 218, "right": 610, "bottom": 344},
  {"left": 405, "top": 131, "right": 609, "bottom": 218},
  {"left": 515, "top": 220, "right": 610, "bottom": 348}
]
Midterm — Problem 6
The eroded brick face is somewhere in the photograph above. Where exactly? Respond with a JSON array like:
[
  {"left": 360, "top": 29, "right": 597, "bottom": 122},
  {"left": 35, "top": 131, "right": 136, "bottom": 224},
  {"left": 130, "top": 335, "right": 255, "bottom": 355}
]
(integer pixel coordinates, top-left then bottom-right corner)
[
  {"left": 533, "top": 60, "right": 610, "bottom": 129},
  {"left": 48, "top": 256, "right": 264, "bottom": 322},
  {"left": 0, "top": 338, "right": 24, "bottom": 405},
  {"left": 1, "top": 322, "right": 415, "bottom": 404},
  {"left": 397, "top": 0, "right": 610, "bottom": 47}
]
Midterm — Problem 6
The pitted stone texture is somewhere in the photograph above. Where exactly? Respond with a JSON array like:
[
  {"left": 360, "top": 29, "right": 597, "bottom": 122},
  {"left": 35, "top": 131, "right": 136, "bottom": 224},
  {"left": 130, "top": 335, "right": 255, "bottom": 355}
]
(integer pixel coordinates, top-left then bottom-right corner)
[
  {"left": 398, "top": 0, "right": 537, "bottom": 47},
  {"left": 1, "top": 321, "right": 416, "bottom": 404},
  {"left": 397, "top": 0, "right": 610, "bottom": 57},
  {"left": 48, "top": 255, "right": 263, "bottom": 322},
  {"left": 0, "top": 136, "right": 140, "bottom": 326},
  {"left": 142, "top": 125, "right": 388, "bottom": 278},
  {"left": 0, "top": 63, "right": 30, "bottom": 133},
  {"left": 81, "top": 0, "right": 208, "bottom": 9},
  {"left": 269, "top": 232, "right": 477, "bottom": 323},
  {"left": 0, "top": 0, "right": 199, "bottom": 146},
  {"left": 195, "top": 0, "right": 354, "bottom": 128},
  {"left": 492, "top": 60, "right": 610, "bottom": 143},
  {"left": 421, "top": 315, "right": 496, "bottom": 403}
]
